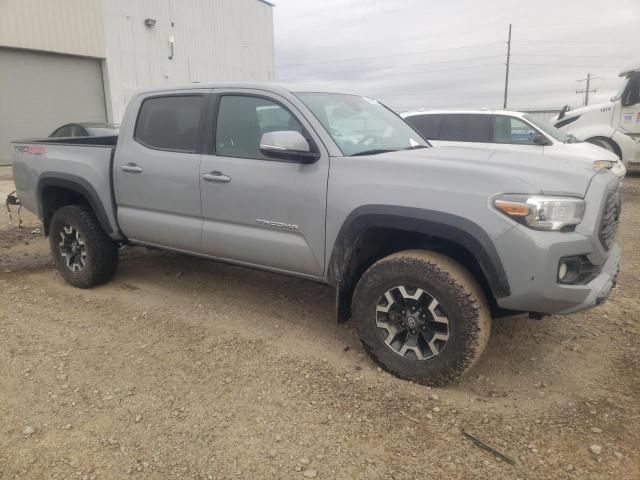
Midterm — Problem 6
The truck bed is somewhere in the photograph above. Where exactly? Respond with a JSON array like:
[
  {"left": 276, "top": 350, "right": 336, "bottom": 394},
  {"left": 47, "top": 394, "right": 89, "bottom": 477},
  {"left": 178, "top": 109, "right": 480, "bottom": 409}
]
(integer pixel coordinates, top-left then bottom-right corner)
[{"left": 11, "top": 137, "right": 121, "bottom": 239}]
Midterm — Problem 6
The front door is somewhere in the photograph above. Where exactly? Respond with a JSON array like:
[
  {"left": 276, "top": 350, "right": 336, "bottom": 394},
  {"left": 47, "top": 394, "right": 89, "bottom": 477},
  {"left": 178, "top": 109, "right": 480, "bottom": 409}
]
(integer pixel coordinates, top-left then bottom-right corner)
[
  {"left": 114, "top": 90, "right": 209, "bottom": 252},
  {"left": 491, "top": 115, "right": 547, "bottom": 154},
  {"left": 199, "top": 90, "right": 329, "bottom": 277}
]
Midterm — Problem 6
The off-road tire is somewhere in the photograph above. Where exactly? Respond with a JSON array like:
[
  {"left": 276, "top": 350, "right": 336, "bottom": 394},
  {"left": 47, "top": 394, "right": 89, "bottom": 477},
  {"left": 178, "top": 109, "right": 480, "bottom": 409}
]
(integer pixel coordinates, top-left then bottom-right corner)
[
  {"left": 49, "top": 205, "right": 118, "bottom": 288},
  {"left": 352, "top": 250, "right": 491, "bottom": 386}
]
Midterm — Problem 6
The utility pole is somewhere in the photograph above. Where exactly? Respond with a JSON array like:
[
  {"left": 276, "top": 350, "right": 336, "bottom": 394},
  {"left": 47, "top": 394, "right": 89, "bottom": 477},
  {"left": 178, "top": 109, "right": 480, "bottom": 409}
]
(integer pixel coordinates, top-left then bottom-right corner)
[
  {"left": 576, "top": 73, "right": 602, "bottom": 106},
  {"left": 503, "top": 23, "right": 512, "bottom": 109}
]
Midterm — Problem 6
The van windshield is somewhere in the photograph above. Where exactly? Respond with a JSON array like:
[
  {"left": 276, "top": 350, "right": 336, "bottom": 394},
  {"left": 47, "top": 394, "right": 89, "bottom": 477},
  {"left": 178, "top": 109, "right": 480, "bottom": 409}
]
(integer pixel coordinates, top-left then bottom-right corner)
[
  {"left": 523, "top": 115, "right": 579, "bottom": 143},
  {"left": 296, "top": 93, "right": 428, "bottom": 156}
]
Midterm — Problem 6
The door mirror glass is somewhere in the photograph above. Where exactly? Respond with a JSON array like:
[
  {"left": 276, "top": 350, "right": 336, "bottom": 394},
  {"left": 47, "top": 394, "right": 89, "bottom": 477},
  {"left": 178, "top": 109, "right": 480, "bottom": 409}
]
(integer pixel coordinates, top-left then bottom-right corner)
[{"left": 259, "top": 131, "right": 319, "bottom": 163}]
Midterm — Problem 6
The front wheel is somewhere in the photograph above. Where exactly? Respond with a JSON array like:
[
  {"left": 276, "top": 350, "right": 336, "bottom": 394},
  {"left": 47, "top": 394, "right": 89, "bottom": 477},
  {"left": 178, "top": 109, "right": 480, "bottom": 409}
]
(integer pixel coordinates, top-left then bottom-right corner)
[
  {"left": 49, "top": 205, "right": 118, "bottom": 288},
  {"left": 352, "top": 250, "right": 491, "bottom": 386}
]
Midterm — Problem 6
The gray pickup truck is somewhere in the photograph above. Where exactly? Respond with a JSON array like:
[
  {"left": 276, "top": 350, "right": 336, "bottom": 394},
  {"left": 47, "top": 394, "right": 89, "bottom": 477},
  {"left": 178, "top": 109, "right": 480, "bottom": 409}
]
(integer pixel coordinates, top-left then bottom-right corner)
[{"left": 10, "top": 83, "right": 621, "bottom": 385}]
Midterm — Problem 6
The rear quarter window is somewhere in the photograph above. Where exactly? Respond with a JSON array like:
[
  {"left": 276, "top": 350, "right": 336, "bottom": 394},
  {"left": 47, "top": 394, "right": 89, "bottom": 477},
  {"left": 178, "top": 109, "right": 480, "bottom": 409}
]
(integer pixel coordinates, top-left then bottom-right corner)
[
  {"left": 134, "top": 95, "right": 204, "bottom": 152},
  {"left": 405, "top": 114, "right": 443, "bottom": 140},
  {"left": 440, "top": 114, "right": 491, "bottom": 142}
]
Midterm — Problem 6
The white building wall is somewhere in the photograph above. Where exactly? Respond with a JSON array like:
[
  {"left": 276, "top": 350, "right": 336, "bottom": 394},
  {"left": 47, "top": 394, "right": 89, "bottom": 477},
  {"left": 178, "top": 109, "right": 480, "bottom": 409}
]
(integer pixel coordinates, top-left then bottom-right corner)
[
  {"left": 0, "top": 0, "right": 106, "bottom": 58},
  {"left": 100, "top": 0, "right": 275, "bottom": 121}
]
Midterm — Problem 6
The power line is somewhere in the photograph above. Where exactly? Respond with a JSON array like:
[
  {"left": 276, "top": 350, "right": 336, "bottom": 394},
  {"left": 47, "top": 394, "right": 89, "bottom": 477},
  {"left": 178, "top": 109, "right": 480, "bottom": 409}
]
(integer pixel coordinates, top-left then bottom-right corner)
[
  {"left": 278, "top": 55, "right": 505, "bottom": 78},
  {"left": 277, "top": 41, "right": 503, "bottom": 68},
  {"left": 513, "top": 40, "right": 640, "bottom": 44},
  {"left": 576, "top": 73, "right": 603, "bottom": 106},
  {"left": 277, "top": 63, "right": 503, "bottom": 82},
  {"left": 513, "top": 54, "right": 631, "bottom": 58},
  {"left": 511, "top": 62, "right": 621, "bottom": 68}
]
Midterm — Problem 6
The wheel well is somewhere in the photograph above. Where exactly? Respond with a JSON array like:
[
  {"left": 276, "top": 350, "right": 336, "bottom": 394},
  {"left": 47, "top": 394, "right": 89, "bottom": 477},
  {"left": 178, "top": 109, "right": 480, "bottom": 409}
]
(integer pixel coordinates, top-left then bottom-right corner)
[
  {"left": 587, "top": 136, "right": 622, "bottom": 160},
  {"left": 40, "top": 186, "right": 91, "bottom": 236},
  {"left": 335, "top": 227, "right": 496, "bottom": 322}
]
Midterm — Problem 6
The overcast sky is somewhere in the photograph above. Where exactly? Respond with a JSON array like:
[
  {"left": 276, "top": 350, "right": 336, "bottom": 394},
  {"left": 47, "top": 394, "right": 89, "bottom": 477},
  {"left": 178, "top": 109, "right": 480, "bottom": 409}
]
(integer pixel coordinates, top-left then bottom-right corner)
[{"left": 272, "top": 0, "right": 640, "bottom": 112}]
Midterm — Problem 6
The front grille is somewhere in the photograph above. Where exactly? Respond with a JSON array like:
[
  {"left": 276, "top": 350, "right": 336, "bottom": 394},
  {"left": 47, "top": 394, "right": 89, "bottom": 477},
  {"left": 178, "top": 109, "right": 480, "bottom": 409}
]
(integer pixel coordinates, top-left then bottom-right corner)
[{"left": 599, "top": 183, "right": 620, "bottom": 250}]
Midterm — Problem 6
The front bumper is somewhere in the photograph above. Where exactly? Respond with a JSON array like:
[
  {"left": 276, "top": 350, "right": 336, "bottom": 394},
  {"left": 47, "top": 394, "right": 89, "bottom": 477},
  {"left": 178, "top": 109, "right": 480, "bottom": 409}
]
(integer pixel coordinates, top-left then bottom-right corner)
[{"left": 494, "top": 171, "right": 620, "bottom": 316}]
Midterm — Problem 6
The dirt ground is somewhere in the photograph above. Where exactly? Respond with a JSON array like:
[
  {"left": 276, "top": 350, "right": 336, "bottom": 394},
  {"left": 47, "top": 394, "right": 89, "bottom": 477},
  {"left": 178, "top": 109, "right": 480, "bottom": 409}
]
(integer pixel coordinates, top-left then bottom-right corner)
[{"left": 1, "top": 166, "right": 638, "bottom": 480}]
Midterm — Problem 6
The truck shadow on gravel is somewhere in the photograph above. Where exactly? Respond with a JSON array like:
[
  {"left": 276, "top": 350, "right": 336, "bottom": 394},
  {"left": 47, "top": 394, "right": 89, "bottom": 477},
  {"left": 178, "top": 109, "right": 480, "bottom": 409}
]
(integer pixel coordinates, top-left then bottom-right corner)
[{"left": 112, "top": 246, "right": 582, "bottom": 397}]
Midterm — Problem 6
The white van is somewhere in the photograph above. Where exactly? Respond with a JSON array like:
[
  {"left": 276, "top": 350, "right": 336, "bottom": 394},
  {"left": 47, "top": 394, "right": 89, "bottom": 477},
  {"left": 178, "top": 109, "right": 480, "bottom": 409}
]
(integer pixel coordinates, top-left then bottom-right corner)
[
  {"left": 551, "top": 57, "right": 640, "bottom": 166},
  {"left": 401, "top": 109, "right": 626, "bottom": 178}
]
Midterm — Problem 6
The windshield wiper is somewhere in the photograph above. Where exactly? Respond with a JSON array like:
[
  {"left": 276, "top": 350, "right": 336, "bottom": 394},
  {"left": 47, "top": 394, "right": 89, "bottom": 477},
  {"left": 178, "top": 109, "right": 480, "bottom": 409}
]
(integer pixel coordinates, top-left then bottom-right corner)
[
  {"left": 403, "top": 145, "right": 429, "bottom": 150},
  {"left": 350, "top": 149, "right": 396, "bottom": 156}
]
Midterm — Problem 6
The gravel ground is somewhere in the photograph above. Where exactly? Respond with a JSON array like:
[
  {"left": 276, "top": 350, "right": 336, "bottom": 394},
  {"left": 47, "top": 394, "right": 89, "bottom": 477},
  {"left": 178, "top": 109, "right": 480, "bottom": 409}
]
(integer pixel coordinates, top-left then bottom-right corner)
[{"left": 1, "top": 166, "right": 639, "bottom": 480}]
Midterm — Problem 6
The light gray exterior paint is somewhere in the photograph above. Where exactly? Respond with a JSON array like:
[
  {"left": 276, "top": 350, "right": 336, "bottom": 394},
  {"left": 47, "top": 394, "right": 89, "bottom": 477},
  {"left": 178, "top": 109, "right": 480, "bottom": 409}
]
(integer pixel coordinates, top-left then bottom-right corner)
[
  {"left": 0, "top": 48, "right": 107, "bottom": 165},
  {"left": 11, "top": 83, "right": 621, "bottom": 317}
]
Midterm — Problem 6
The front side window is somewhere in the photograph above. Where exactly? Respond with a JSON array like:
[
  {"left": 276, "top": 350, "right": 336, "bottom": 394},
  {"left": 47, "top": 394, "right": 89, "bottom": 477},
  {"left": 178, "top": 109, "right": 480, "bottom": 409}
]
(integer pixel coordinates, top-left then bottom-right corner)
[
  {"left": 622, "top": 73, "right": 640, "bottom": 106},
  {"left": 405, "top": 114, "right": 443, "bottom": 140},
  {"left": 440, "top": 114, "right": 491, "bottom": 143},
  {"left": 297, "top": 93, "right": 427, "bottom": 156},
  {"left": 215, "top": 95, "right": 305, "bottom": 159},
  {"left": 493, "top": 116, "right": 538, "bottom": 144},
  {"left": 134, "top": 95, "right": 203, "bottom": 152}
]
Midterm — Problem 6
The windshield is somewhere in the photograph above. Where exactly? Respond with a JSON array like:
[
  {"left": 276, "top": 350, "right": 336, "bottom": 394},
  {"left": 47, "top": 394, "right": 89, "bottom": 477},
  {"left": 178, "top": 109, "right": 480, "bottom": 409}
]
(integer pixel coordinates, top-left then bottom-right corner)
[
  {"left": 523, "top": 115, "right": 578, "bottom": 143},
  {"left": 296, "top": 93, "right": 428, "bottom": 156}
]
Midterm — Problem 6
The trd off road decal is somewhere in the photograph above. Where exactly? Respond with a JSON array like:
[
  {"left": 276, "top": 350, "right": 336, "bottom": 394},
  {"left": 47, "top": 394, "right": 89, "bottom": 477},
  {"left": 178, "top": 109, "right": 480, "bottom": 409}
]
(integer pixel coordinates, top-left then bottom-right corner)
[{"left": 14, "top": 145, "right": 47, "bottom": 155}]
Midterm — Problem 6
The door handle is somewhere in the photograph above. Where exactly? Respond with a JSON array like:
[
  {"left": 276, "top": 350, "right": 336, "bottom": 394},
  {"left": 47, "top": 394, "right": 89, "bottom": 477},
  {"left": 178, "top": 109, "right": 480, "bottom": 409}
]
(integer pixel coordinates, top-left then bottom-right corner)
[
  {"left": 203, "top": 171, "right": 231, "bottom": 183},
  {"left": 122, "top": 163, "right": 143, "bottom": 174}
]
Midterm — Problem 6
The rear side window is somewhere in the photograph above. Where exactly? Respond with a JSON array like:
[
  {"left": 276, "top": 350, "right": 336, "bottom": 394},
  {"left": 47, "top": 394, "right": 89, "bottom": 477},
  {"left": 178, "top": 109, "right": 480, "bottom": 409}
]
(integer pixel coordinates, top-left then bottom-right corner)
[
  {"left": 135, "top": 95, "right": 203, "bottom": 152},
  {"left": 405, "top": 114, "right": 443, "bottom": 140},
  {"left": 440, "top": 114, "right": 491, "bottom": 142}
]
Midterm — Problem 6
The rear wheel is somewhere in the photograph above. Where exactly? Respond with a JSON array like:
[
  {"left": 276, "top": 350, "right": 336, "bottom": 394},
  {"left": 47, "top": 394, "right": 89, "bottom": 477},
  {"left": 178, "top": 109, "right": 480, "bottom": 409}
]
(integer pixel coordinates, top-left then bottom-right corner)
[
  {"left": 49, "top": 205, "right": 118, "bottom": 288},
  {"left": 352, "top": 250, "right": 491, "bottom": 386}
]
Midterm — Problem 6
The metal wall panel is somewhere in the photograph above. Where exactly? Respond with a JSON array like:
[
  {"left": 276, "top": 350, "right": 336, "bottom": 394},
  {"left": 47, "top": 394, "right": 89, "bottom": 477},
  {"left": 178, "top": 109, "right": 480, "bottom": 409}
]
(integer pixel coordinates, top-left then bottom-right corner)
[
  {"left": 0, "top": 48, "right": 107, "bottom": 165},
  {"left": 0, "top": 0, "right": 106, "bottom": 58},
  {"left": 100, "top": 0, "right": 275, "bottom": 121}
]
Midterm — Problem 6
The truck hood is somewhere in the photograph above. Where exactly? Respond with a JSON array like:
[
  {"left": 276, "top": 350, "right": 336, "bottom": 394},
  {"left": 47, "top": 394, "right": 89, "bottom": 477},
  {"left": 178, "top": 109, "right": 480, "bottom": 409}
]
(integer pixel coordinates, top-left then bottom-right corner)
[
  {"left": 559, "top": 101, "right": 615, "bottom": 121},
  {"left": 361, "top": 146, "right": 604, "bottom": 198}
]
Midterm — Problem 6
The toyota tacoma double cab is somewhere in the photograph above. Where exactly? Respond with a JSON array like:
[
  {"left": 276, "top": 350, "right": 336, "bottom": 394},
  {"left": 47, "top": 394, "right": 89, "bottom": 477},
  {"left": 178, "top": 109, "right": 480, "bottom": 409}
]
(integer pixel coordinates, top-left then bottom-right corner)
[{"left": 10, "top": 83, "right": 621, "bottom": 385}]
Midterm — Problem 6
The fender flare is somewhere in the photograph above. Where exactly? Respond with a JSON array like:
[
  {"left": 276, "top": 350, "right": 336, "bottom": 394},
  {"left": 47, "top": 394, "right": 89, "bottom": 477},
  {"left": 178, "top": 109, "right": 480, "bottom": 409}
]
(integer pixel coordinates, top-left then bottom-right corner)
[
  {"left": 328, "top": 205, "right": 511, "bottom": 299},
  {"left": 37, "top": 173, "right": 117, "bottom": 237}
]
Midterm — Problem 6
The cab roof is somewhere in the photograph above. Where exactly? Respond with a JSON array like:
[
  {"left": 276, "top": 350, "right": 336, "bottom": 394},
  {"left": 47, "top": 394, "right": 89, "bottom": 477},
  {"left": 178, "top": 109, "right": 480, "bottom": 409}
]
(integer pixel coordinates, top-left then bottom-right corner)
[
  {"left": 619, "top": 56, "right": 640, "bottom": 77},
  {"left": 136, "top": 82, "right": 359, "bottom": 97}
]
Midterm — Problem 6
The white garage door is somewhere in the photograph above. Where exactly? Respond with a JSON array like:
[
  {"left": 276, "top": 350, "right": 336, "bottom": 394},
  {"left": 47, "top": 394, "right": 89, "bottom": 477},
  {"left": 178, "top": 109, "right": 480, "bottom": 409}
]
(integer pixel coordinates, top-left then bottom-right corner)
[{"left": 0, "top": 48, "right": 107, "bottom": 165}]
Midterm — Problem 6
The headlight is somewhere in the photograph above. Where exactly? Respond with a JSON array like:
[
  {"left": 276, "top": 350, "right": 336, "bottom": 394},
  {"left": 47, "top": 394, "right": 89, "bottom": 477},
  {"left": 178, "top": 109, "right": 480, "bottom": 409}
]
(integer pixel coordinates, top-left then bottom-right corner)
[
  {"left": 494, "top": 194, "right": 585, "bottom": 231},
  {"left": 593, "top": 160, "right": 615, "bottom": 170}
]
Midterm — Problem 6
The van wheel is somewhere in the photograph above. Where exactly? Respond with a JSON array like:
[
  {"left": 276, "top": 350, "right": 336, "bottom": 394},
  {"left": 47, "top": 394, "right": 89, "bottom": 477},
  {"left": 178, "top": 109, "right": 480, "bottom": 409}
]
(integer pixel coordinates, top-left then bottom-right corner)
[
  {"left": 49, "top": 205, "right": 118, "bottom": 288},
  {"left": 352, "top": 250, "right": 491, "bottom": 386}
]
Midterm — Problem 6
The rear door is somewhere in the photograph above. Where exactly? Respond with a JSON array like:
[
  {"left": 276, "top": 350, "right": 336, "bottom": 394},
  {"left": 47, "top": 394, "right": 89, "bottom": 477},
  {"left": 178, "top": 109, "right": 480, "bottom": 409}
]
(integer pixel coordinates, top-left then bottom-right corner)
[
  {"left": 114, "top": 89, "right": 209, "bottom": 252},
  {"left": 199, "top": 89, "right": 329, "bottom": 277},
  {"left": 404, "top": 114, "right": 443, "bottom": 145},
  {"left": 438, "top": 114, "right": 492, "bottom": 149}
]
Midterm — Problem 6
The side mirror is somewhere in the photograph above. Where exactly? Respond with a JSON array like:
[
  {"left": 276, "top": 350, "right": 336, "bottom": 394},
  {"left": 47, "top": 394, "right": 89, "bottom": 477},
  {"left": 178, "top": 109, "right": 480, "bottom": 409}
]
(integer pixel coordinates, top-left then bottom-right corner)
[
  {"left": 533, "top": 132, "right": 551, "bottom": 146},
  {"left": 259, "top": 131, "right": 320, "bottom": 163}
]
